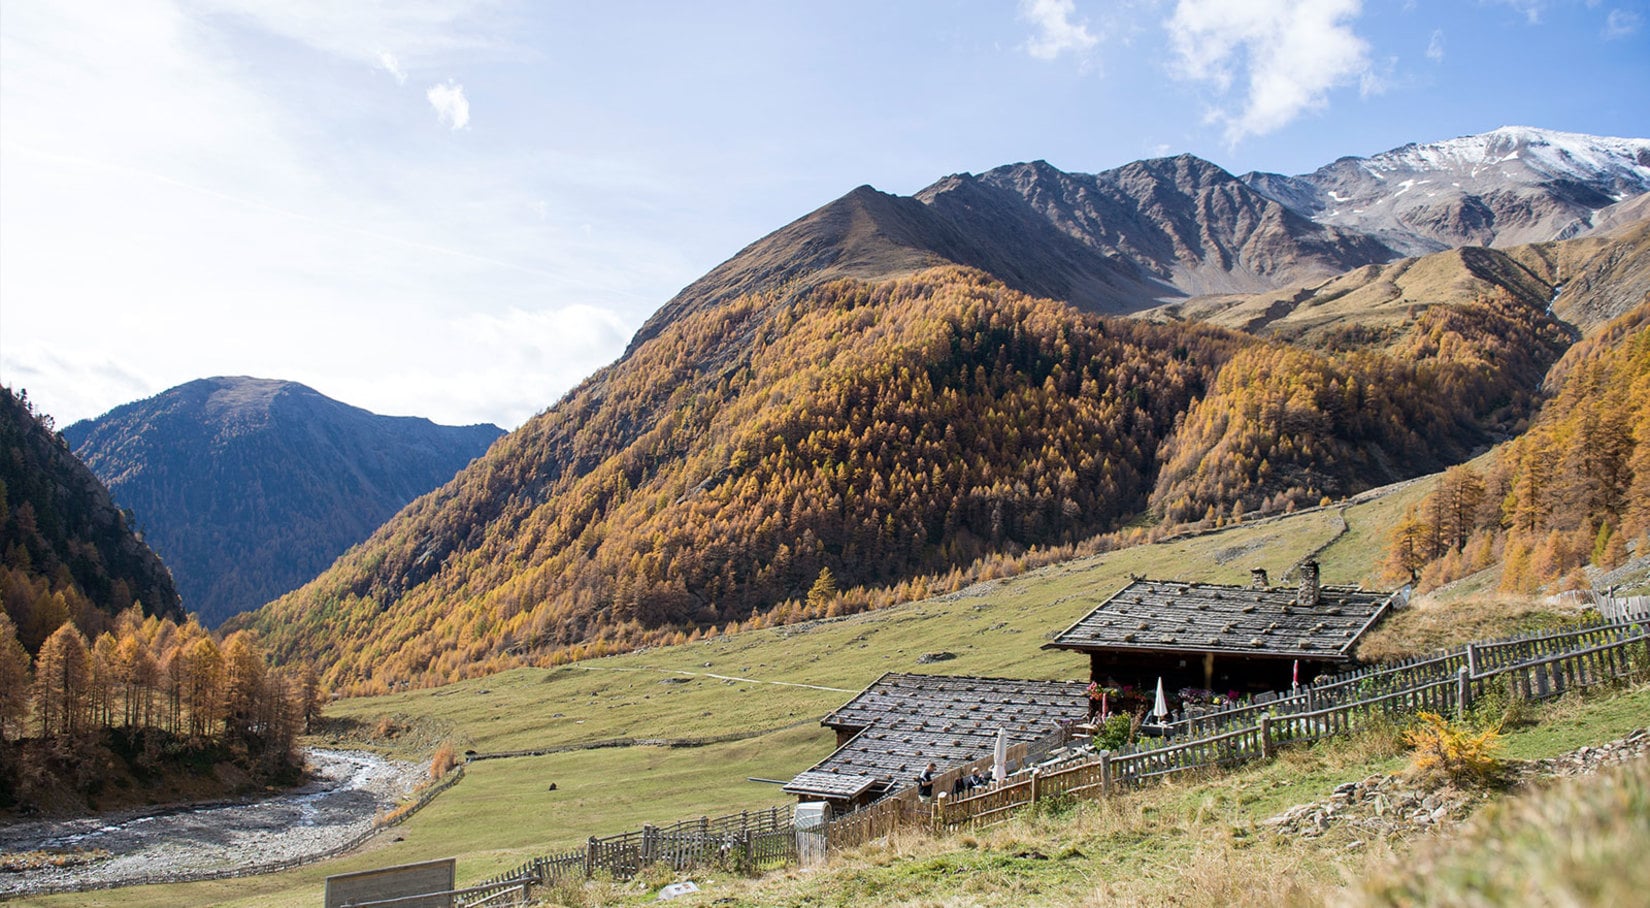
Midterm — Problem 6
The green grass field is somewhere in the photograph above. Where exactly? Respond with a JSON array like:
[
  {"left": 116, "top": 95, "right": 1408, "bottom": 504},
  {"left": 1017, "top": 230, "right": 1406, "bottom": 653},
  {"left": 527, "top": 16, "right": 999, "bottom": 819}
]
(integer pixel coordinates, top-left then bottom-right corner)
[{"left": 15, "top": 484, "right": 1456, "bottom": 907}]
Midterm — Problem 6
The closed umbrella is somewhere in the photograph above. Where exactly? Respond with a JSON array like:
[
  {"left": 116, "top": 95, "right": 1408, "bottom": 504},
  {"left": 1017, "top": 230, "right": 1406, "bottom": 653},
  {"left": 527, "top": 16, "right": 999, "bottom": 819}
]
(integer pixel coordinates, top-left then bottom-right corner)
[
  {"left": 1153, "top": 676, "right": 1170, "bottom": 723},
  {"left": 993, "top": 727, "right": 1008, "bottom": 783}
]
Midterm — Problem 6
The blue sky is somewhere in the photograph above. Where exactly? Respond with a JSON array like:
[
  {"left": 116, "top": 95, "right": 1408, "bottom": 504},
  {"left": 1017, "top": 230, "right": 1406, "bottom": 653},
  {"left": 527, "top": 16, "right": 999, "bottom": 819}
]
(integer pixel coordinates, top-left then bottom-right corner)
[{"left": 2, "top": 0, "right": 1647, "bottom": 429}]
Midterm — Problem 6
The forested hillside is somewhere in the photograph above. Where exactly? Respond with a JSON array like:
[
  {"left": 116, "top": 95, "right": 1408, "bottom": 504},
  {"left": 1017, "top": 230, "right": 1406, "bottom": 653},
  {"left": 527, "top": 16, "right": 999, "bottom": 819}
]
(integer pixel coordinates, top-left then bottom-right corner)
[
  {"left": 1386, "top": 301, "right": 1650, "bottom": 591},
  {"left": 239, "top": 262, "right": 1577, "bottom": 693},
  {"left": 241, "top": 270, "right": 1238, "bottom": 687},
  {"left": 0, "top": 605, "right": 315, "bottom": 813},
  {"left": 0, "top": 387, "right": 182, "bottom": 653},
  {"left": 1151, "top": 289, "right": 1572, "bottom": 523},
  {"left": 235, "top": 129, "right": 1650, "bottom": 694},
  {"left": 64, "top": 378, "right": 502, "bottom": 627}
]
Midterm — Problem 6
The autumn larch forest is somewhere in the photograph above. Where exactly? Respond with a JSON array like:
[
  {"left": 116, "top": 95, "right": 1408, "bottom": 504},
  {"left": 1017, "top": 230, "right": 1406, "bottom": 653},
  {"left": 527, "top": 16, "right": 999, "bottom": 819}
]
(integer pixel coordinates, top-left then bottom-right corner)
[{"left": 233, "top": 263, "right": 1607, "bottom": 695}]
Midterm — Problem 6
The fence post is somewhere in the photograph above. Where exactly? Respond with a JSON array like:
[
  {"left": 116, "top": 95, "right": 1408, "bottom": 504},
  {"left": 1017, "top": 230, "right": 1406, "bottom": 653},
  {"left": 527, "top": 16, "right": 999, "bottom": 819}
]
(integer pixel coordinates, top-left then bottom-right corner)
[
  {"left": 1456, "top": 667, "right": 1471, "bottom": 717},
  {"left": 585, "top": 836, "right": 598, "bottom": 879},
  {"left": 931, "top": 792, "right": 945, "bottom": 833},
  {"left": 1259, "top": 715, "right": 1273, "bottom": 760},
  {"left": 641, "top": 824, "right": 657, "bottom": 865},
  {"left": 1099, "top": 750, "right": 1111, "bottom": 796},
  {"left": 1030, "top": 769, "right": 1040, "bottom": 805},
  {"left": 1465, "top": 643, "right": 1478, "bottom": 677},
  {"left": 742, "top": 828, "right": 753, "bottom": 874}
]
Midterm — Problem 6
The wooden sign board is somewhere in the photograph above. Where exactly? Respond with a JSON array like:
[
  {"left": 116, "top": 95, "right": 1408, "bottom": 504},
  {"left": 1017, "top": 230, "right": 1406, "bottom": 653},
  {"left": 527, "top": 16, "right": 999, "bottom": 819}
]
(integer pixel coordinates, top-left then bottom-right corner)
[{"left": 324, "top": 857, "right": 456, "bottom": 908}]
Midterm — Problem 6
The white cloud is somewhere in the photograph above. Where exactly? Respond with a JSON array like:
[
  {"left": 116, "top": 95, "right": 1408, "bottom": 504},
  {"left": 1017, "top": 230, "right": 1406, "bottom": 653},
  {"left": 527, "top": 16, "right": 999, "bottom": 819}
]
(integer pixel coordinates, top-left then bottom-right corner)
[
  {"left": 0, "top": 1, "right": 682, "bottom": 430},
  {"left": 377, "top": 50, "right": 407, "bottom": 83},
  {"left": 1426, "top": 28, "right": 1446, "bottom": 61},
  {"left": 427, "top": 79, "right": 470, "bottom": 129},
  {"left": 1604, "top": 8, "right": 1642, "bottom": 38},
  {"left": 1166, "top": 0, "right": 1371, "bottom": 144},
  {"left": 1492, "top": 1, "right": 1548, "bottom": 25},
  {"left": 1019, "top": 0, "right": 1099, "bottom": 60}
]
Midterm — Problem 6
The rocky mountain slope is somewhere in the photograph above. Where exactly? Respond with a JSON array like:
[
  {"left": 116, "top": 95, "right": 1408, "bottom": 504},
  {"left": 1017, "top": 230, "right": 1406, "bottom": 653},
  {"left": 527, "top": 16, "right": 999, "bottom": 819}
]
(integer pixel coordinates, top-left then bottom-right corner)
[
  {"left": 63, "top": 378, "right": 502, "bottom": 626},
  {"left": 1145, "top": 217, "right": 1650, "bottom": 346},
  {"left": 633, "top": 154, "right": 1399, "bottom": 348},
  {"left": 1242, "top": 126, "right": 1650, "bottom": 257},
  {"left": 0, "top": 386, "right": 182, "bottom": 651}
]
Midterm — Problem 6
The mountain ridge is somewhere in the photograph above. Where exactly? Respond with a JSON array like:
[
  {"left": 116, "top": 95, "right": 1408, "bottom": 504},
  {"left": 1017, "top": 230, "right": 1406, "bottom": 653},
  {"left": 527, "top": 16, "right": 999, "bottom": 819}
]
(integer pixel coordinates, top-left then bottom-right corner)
[
  {"left": 0, "top": 386, "right": 183, "bottom": 651},
  {"left": 64, "top": 377, "right": 503, "bottom": 627},
  {"left": 1241, "top": 126, "right": 1650, "bottom": 256}
]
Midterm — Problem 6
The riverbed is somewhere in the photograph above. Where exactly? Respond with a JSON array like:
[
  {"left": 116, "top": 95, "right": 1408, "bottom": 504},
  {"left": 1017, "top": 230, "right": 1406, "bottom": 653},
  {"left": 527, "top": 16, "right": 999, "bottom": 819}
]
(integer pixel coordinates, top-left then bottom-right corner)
[{"left": 0, "top": 749, "right": 423, "bottom": 897}]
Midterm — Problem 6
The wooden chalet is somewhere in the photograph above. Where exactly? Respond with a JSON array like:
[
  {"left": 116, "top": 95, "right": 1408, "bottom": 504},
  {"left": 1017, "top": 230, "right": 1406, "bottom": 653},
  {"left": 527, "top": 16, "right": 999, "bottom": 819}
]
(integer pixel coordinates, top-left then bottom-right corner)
[
  {"left": 1043, "top": 562, "right": 1402, "bottom": 698},
  {"left": 783, "top": 673, "right": 1088, "bottom": 810}
]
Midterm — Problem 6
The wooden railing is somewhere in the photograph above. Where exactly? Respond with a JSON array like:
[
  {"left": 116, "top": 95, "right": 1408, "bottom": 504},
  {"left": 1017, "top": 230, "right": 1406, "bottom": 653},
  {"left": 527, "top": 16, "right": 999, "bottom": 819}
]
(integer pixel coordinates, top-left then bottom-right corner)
[
  {"left": 458, "top": 805, "right": 792, "bottom": 906},
  {"left": 1164, "top": 618, "right": 1641, "bottom": 739}
]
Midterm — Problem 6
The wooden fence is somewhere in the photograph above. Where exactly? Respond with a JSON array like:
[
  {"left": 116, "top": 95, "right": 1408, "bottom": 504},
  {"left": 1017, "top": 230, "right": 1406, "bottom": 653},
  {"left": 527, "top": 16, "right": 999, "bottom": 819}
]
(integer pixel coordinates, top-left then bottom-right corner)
[
  {"left": 1566, "top": 591, "right": 1650, "bottom": 624},
  {"left": 1164, "top": 618, "right": 1640, "bottom": 740},
  {"left": 458, "top": 805, "right": 793, "bottom": 906}
]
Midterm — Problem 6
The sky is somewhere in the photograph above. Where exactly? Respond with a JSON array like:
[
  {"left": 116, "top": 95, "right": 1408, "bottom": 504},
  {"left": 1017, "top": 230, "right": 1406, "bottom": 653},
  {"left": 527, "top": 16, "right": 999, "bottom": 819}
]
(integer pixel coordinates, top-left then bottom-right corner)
[{"left": 2, "top": 1, "right": 1647, "bottom": 431}]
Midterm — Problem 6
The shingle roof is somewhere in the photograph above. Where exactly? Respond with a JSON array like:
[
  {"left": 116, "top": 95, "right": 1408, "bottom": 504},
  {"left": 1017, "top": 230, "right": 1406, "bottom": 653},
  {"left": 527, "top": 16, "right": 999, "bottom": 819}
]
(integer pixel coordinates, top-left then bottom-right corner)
[
  {"left": 1044, "top": 579, "right": 1396, "bottom": 660},
  {"left": 783, "top": 673, "right": 1088, "bottom": 799},
  {"left": 823, "top": 673, "right": 1090, "bottom": 732},
  {"left": 783, "top": 770, "right": 880, "bottom": 800}
]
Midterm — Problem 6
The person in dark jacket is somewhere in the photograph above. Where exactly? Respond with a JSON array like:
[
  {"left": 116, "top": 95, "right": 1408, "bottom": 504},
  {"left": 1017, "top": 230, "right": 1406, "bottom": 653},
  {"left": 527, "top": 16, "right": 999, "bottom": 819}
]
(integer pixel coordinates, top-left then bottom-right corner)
[{"left": 918, "top": 762, "right": 938, "bottom": 800}]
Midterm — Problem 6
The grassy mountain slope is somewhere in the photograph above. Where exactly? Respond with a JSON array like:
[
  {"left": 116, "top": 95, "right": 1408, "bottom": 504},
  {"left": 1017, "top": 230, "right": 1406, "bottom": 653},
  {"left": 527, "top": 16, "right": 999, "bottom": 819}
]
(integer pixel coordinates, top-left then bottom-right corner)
[
  {"left": 0, "top": 387, "right": 182, "bottom": 652},
  {"left": 63, "top": 377, "right": 502, "bottom": 627}
]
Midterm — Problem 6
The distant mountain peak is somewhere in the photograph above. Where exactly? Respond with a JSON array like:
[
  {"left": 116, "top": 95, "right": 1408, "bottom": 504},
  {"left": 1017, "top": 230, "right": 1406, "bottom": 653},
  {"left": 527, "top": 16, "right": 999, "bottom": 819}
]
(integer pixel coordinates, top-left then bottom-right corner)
[
  {"left": 1242, "top": 126, "right": 1650, "bottom": 255},
  {"left": 64, "top": 380, "right": 504, "bottom": 626},
  {"left": 1362, "top": 126, "right": 1650, "bottom": 184}
]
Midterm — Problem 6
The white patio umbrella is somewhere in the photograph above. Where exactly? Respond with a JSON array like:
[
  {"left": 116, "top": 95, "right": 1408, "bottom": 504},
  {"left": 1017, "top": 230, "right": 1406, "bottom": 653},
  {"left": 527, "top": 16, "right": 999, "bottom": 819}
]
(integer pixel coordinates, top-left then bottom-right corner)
[
  {"left": 992, "top": 727, "right": 1008, "bottom": 783},
  {"left": 1153, "top": 676, "right": 1170, "bottom": 723}
]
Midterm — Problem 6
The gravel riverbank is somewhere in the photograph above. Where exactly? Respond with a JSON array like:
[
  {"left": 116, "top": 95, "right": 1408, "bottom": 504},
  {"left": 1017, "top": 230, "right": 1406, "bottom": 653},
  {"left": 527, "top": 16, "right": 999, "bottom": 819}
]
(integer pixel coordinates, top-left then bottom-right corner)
[{"left": 0, "top": 749, "right": 423, "bottom": 897}]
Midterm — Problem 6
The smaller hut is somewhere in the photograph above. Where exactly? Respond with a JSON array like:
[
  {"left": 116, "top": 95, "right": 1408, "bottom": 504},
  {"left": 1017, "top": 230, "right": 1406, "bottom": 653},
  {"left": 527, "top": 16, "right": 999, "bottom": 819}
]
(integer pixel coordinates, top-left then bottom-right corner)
[{"left": 783, "top": 673, "right": 1087, "bottom": 811}]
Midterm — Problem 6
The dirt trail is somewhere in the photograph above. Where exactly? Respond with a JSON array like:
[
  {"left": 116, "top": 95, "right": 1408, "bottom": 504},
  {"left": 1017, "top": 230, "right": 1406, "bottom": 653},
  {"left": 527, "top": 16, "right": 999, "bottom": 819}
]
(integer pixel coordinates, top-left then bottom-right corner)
[{"left": 0, "top": 749, "right": 421, "bottom": 897}]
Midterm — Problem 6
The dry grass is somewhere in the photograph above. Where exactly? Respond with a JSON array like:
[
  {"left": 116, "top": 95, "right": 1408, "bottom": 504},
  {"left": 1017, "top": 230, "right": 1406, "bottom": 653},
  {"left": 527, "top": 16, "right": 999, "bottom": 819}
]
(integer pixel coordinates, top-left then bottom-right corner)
[
  {"left": 1354, "top": 593, "right": 1580, "bottom": 662},
  {"left": 1330, "top": 756, "right": 1650, "bottom": 907}
]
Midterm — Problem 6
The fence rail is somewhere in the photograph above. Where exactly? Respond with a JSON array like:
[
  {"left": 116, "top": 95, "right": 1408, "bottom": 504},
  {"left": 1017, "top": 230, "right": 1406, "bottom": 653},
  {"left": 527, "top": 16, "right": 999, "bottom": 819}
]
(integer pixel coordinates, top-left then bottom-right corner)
[
  {"left": 1164, "top": 618, "right": 1639, "bottom": 740},
  {"left": 458, "top": 805, "right": 793, "bottom": 906}
]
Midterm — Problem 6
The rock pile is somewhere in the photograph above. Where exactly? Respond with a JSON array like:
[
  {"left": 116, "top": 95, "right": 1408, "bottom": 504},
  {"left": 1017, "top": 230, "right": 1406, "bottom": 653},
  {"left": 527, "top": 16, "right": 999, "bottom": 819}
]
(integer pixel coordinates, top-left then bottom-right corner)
[
  {"left": 1519, "top": 727, "right": 1649, "bottom": 779},
  {"left": 1262, "top": 774, "right": 1481, "bottom": 844},
  {"left": 1263, "top": 727, "right": 1650, "bottom": 846}
]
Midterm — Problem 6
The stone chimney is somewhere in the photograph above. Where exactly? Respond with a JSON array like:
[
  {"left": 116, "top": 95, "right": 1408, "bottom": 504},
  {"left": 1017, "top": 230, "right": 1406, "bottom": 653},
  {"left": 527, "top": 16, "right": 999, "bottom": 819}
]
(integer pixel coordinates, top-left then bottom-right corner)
[
  {"left": 1297, "top": 560, "right": 1320, "bottom": 608},
  {"left": 1250, "top": 568, "right": 1269, "bottom": 590}
]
